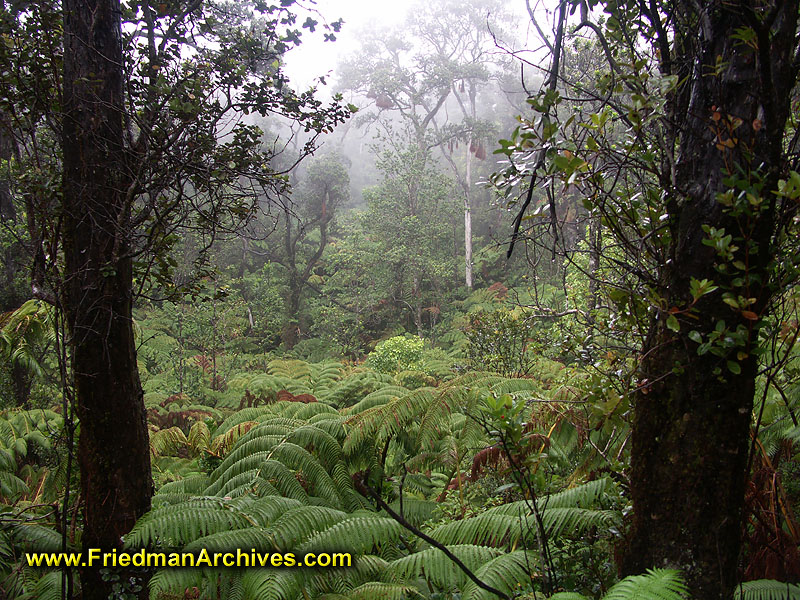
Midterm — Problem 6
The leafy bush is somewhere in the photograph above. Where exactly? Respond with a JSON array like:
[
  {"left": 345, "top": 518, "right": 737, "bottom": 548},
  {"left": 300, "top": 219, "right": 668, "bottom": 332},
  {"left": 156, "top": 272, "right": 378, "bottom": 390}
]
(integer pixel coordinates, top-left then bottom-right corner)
[
  {"left": 366, "top": 335, "right": 424, "bottom": 374},
  {"left": 464, "top": 309, "right": 538, "bottom": 377}
]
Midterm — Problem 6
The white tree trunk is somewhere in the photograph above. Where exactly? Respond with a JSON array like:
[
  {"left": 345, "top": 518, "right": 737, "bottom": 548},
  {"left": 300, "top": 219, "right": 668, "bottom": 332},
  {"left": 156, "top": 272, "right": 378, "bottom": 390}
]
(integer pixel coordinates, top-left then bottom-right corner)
[{"left": 464, "top": 141, "right": 473, "bottom": 289}]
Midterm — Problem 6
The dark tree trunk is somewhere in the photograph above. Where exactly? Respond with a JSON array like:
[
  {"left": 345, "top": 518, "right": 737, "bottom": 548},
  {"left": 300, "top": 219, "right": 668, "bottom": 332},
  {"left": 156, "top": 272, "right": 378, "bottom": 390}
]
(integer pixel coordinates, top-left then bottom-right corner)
[
  {"left": 61, "top": 1, "right": 153, "bottom": 597},
  {"left": 283, "top": 273, "right": 302, "bottom": 349},
  {"left": 621, "top": 2, "right": 799, "bottom": 598}
]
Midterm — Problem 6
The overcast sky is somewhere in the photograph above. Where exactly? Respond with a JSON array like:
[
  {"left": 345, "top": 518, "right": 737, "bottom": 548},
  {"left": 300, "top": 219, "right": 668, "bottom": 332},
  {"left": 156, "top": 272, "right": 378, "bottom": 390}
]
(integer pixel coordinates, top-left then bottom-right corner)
[
  {"left": 283, "top": 0, "right": 552, "bottom": 96},
  {"left": 283, "top": 0, "right": 413, "bottom": 91}
]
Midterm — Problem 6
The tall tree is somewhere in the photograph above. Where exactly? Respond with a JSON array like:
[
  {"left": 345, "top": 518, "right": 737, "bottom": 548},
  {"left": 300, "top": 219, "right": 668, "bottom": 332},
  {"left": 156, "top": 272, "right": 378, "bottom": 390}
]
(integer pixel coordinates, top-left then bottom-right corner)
[
  {"left": 61, "top": 4, "right": 152, "bottom": 596},
  {"left": 498, "top": 1, "right": 800, "bottom": 597},
  {"left": 258, "top": 152, "right": 350, "bottom": 348},
  {"left": 1, "top": 0, "right": 352, "bottom": 596},
  {"left": 338, "top": 0, "right": 511, "bottom": 289}
]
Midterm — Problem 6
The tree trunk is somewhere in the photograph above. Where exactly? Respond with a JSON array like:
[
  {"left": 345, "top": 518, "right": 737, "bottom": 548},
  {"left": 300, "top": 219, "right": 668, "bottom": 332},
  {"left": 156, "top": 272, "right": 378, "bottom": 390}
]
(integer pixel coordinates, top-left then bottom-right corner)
[
  {"left": 283, "top": 274, "right": 302, "bottom": 349},
  {"left": 464, "top": 140, "right": 473, "bottom": 289},
  {"left": 62, "top": 1, "right": 153, "bottom": 597},
  {"left": 621, "top": 3, "right": 799, "bottom": 598},
  {"left": 412, "top": 273, "right": 423, "bottom": 337}
]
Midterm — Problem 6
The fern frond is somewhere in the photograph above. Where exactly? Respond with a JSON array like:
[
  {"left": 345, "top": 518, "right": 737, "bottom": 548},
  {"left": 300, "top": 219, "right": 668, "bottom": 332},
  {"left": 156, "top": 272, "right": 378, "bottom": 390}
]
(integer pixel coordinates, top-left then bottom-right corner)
[
  {"left": 268, "top": 358, "right": 313, "bottom": 381},
  {"left": 13, "top": 523, "right": 64, "bottom": 552},
  {"left": 150, "top": 427, "right": 188, "bottom": 457},
  {"left": 158, "top": 474, "right": 210, "bottom": 495},
  {"left": 205, "top": 451, "right": 278, "bottom": 495},
  {"left": 31, "top": 572, "right": 64, "bottom": 600},
  {"left": 343, "top": 386, "right": 409, "bottom": 415},
  {"left": 126, "top": 499, "right": 254, "bottom": 547},
  {"left": 389, "top": 544, "right": 503, "bottom": 590},
  {"left": 268, "top": 443, "right": 343, "bottom": 508},
  {"left": 386, "top": 496, "right": 437, "bottom": 527},
  {"left": 243, "top": 496, "right": 306, "bottom": 526},
  {"left": 343, "top": 387, "right": 436, "bottom": 453},
  {"left": 298, "top": 515, "right": 403, "bottom": 555},
  {"left": 210, "top": 422, "right": 258, "bottom": 457},
  {"left": 347, "top": 582, "right": 424, "bottom": 600},
  {"left": 429, "top": 512, "right": 529, "bottom": 548},
  {"left": 0, "top": 471, "right": 28, "bottom": 500},
  {"left": 149, "top": 567, "right": 206, "bottom": 599},
  {"left": 187, "top": 421, "right": 211, "bottom": 453},
  {"left": 488, "top": 478, "right": 613, "bottom": 513},
  {"left": 540, "top": 507, "right": 619, "bottom": 538},
  {"left": 603, "top": 569, "right": 688, "bottom": 600},
  {"left": 216, "top": 408, "right": 276, "bottom": 436},
  {"left": 294, "top": 403, "right": 339, "bottom": 419},
  {"left": 734, "top": 580, "right": 800, "bottom": 600},
  {"left": 462, "top": 550, "right": 534, "bottom": 600},
  {"left": 241, "top": 568, "right": 303, "bottom": 600},
  {"left": 269, "top": 506, "right": 348, "bottom": 549},
  {"left": 184, "top": 527, "right": 274, "bottom": 553}
]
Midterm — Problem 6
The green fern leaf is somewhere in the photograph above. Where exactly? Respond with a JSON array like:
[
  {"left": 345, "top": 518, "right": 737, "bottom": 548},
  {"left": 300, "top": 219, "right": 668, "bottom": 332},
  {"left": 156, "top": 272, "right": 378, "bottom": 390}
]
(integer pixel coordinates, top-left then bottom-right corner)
[
  {"left": 734, "top": 580, "right": 800, "bottom": 600},
  {"left": 462, "top": 550, "right": 534, "bottom": 600},
  {"left": 347, "top": 582, "right": 425, "bottom": 599},
  {"left": 603, "top": 569, "right": 688, "bottom": 600},
  {"left": 298, "top": 515, "right": 403, "bottom": 555},
  {"left": 390, "top": 544, "right": 503, "bottom": 590}
]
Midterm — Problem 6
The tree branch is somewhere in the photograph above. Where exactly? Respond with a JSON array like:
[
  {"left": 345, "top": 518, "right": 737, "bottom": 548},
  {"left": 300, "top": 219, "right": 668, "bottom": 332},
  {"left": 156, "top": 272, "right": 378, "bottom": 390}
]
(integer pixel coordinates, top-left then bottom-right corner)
[{"left": 354, "top": 476, "right": 513, "bottom": 600}]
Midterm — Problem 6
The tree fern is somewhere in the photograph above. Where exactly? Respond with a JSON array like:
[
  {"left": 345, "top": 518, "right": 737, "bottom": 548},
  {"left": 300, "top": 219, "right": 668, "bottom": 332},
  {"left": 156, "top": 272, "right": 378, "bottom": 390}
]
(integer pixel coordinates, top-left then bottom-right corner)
[
  {"left": 30, "top": 572, "right": 65, "bottom": 600},
  {"left": 150, "top": 426, "right": 188, "bottom": 457},
  {"left": 126, "top": 499, "right": 256, "bottom": 547},
  {"left": 346, "top": 582, "right": 424, "bottom": 600},
  {"left": 429, "top": 513, "right": 527, "bottom": 548},
  {"left": 241, "top": 568, "right": 304, "bottom": 600},
  {"left": 184, "top": 527, "right": 275, "bottom": 553},
  {"left": 389, "top": 545, "right": 504, "bottom": 591},
  {"left": 268, "top": 506, "right": 348, "bottom": 549},
  {"left": 488, "top": 478, "right": 613, "bottom": 513},
  {"left": 13, "top": 523, "right": 64, "bottom": 553},
  {"left": 734, "top": 580, "right": 800, "bottom": 600},
  {"left": 342, "top": 385, "right": 409, "bottom": 415},
  {"left": 268, "top": 359, "right": 313, "bottom": 382},
  {"left": 462, "top": 550, "right": 535, "bottom": 600},
  {"left": 149, "top": 567, "right": 207, "bottom": 600},
  {"left": 297, "top": 514, "right": 404, "bottom": 555},
  {"left": 602, "top": 569, "right": 688, "bottom": 600}
]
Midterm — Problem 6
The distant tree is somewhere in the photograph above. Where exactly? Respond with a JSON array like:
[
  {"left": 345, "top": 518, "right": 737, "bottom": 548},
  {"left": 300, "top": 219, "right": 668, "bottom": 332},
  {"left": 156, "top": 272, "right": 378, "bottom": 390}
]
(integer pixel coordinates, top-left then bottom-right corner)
[
  {"left": 360, "top": 145, "right": 459, "bottom": 336},
  {"left": 262, "top": 152, "right": 350, "bottom": 348},
  {"left": 338, "top": 0, "right": 512, "bottom": 289}
]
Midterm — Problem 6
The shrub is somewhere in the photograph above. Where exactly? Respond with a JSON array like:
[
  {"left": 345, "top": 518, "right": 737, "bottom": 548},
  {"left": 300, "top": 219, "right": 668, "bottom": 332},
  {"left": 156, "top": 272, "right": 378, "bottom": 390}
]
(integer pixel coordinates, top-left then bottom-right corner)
[{"left": 366, "top": 335, "right": 424, "bottom": 374}]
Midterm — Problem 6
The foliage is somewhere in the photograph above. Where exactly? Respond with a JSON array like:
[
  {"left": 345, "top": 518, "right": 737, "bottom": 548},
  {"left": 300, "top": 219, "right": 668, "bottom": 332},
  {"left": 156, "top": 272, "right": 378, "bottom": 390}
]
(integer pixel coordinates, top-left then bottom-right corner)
[
  {"left": 366, "top": 335, "right": 425, "bottom": 374},
  {"left": 464, "top": 309, "right": 538, "bottom": 377}
]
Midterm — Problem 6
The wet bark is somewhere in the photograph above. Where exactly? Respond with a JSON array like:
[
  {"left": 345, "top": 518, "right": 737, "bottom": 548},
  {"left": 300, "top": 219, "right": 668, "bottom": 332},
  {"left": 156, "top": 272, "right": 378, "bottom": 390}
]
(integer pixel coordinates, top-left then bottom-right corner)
[
  {"left": 62, "top": 0, "right": 153, "bottom": 597},
  {"left": 620, "top": 2, "right": 799, "bottom": 598}
]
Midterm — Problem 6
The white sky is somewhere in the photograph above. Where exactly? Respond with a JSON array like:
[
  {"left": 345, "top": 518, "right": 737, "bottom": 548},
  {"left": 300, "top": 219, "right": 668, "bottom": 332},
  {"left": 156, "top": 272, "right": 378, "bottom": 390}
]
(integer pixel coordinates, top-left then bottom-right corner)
[
  {"left": 283, "top": 0, "right": 414, "bottom": 91},
  {"left": 283, "top": 0, "right": 554, "bottom": 95}
]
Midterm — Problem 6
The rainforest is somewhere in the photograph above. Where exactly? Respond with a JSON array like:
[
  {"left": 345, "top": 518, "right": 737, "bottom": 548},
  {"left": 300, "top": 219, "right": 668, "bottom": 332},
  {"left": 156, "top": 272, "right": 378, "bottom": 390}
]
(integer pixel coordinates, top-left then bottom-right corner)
[{"left": 0, "top": 0, "right": 799, "bottom": 599}]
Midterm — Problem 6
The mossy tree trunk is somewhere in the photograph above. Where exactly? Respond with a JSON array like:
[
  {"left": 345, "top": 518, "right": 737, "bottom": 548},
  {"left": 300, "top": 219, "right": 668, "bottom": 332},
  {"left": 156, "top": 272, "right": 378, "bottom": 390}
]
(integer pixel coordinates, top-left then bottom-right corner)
[
  {"left": 621, "top": 2, "right": 799, "bottom": 598},
  {"left": 62, "top": 0, "right": 153, "bottom": 597}
]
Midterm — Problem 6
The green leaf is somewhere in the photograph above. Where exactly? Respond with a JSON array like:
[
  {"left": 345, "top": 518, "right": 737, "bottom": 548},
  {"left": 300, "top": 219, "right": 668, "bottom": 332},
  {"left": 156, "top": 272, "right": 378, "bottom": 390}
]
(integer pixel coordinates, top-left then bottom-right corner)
[{"left": 666, "top": 314, "right": 679, "bottom": 332}]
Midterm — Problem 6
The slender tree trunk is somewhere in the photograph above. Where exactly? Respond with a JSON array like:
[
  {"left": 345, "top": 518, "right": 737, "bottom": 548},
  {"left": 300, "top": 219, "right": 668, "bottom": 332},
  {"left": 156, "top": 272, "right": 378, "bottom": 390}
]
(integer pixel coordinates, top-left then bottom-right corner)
[
  {"left": 587, "top": 215, "right": 600, "bottom": 315},
  {"left": 621, "top": 3, "right": 799, "bottom": 598},
  {"left": 62, "top": 1, "right": 152, "bottom": 597},
  {"left": 412, "top": 273, "right": 423, "bottom": 337},
  {"left": 464, "top": 140, "right": 473, "bottom": 289},
  {"left": 283, "top": 273, "right": 302, "bottom": 349}
]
